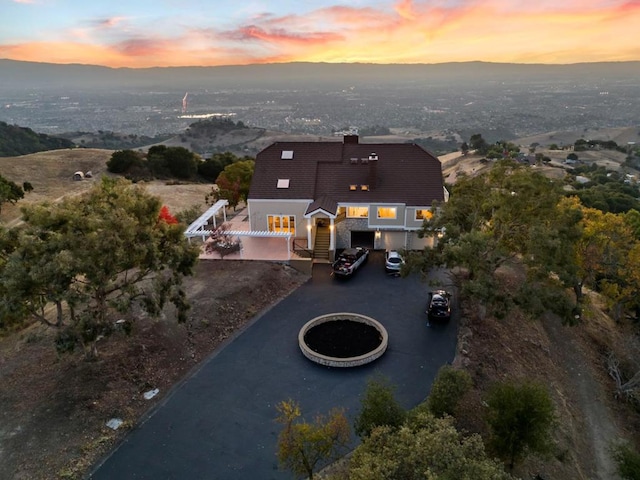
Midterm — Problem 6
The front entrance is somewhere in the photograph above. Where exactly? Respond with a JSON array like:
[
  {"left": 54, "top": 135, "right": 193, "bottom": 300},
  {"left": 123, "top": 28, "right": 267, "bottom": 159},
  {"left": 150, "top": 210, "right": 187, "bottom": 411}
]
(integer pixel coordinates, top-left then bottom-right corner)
[{"left": 350, "top": 231, "right": 375, "bottom": 249}]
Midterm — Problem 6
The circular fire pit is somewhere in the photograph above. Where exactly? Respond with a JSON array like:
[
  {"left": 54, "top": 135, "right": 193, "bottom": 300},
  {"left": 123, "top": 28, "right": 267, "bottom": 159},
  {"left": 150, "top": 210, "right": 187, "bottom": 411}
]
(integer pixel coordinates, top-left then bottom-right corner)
[{"left": 298, "top": 312, "right": 388, "bottom": 367}]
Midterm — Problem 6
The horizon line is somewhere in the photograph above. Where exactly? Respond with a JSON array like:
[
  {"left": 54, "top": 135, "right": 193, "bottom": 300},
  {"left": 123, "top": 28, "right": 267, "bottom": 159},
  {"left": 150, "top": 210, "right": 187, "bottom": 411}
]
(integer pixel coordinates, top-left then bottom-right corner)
[{"left": 3, "top": 58, "right": 640, "bottom": 70}]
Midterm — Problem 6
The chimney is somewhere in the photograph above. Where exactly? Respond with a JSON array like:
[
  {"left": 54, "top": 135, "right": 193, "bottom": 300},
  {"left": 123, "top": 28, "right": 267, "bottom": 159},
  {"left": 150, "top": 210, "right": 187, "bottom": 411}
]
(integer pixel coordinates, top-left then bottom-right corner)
[
  {"left": 368, "top": 154, "right": 378, "bottom": 190},
  {"left": 344, "top": 135, "right": 359, "bottom": 144}
]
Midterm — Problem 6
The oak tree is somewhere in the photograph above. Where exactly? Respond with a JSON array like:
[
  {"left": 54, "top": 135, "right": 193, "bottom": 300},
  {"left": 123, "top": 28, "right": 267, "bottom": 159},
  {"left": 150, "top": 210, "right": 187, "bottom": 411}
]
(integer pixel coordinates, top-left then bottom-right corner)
[
  {"left": 348, "top": 412, "right": 513, "bottom": 480},
  {"left": 485, "top": 380, "right": 555, "bottom": 470},
  {"left": 275, "top": 399, "right": 351, "bottom": 480},
  {"left": 0, "top": 177, "right": 199, "bottom": 358}
]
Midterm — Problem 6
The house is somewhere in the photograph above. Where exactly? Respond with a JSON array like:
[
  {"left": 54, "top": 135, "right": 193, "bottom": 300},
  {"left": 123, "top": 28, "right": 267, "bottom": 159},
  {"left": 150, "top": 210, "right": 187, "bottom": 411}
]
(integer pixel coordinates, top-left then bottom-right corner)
[{"left": 247, "top": 135, "right": 448, "bottom": 261}]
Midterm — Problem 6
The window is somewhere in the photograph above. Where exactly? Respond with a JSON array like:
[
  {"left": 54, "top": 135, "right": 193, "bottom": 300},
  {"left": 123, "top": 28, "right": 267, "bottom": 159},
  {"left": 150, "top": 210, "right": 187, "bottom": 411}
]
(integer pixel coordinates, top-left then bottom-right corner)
[
  {"left": 360, "top": 185, "right": 369, "bottom": 191},
  {"left": 346, "top": 206, "right": 368, "bottom": 218},
  {"left": 277, "top": 179, "right": 290, "bottom": 189},
  {"left": 377, "top": 207, "right": 397, "bottom": 219},
  {"left": 349, "top": 184, "right": 357, "bottom": 191},
  {"left": 415, "top": 209, "right": 433, "bottom": 221},
  {"left": 267, "top": 215, "right": 295, "bottom": 234},
  {"left": 281, "top": 150, "right": 294, "bottom": 159}
]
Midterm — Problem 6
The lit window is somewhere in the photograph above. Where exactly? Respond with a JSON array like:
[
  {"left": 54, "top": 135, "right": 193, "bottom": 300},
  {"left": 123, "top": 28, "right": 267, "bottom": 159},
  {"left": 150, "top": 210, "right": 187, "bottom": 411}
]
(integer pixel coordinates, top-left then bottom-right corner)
[
  {"left": 415, "top": 209, "right": 433, "bottom": 221},
  {"left": 349, "top": 184, "right": 357, "bottom": 191},
  {"left": 346, "top": 206, "right": 368, "bottom": 218},
  {"left": 277, "top": 179, "right": 290, "bottom": 189},
  {"left": 377, "top": 207, "right": 397, "bottom": 219},
  {"left": 360, "top": 185, "right": 369, "bottom": 191},
  {"left": 267, "top": 215, "right": 295, "bottom": 234}
]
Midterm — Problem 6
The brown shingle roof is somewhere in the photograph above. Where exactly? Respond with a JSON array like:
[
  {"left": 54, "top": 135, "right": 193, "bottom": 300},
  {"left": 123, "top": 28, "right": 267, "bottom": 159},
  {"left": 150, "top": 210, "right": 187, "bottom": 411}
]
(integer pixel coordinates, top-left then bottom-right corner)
[{"left": 248, "top": 138, "right": 444, "bottom": 206}]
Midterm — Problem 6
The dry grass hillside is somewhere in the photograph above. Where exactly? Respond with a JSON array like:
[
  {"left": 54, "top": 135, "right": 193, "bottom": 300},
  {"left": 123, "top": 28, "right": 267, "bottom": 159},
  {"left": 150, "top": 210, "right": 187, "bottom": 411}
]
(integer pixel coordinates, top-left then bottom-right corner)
[
  {"left": 516, "top": 126, "right": 640, "bottom": 150},
  {"left": 0, "top": 148, "right": 213, "bottom": 226},
  {"left": 0, "top": 142, "right": 639, "bottom": 479}
]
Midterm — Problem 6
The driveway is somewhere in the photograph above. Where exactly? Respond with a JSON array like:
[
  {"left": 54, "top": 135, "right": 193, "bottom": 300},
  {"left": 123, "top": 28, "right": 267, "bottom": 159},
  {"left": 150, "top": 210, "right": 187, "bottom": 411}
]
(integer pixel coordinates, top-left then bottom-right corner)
[{"left": 89, "top": 252, "right": 458, "bottom": 479}]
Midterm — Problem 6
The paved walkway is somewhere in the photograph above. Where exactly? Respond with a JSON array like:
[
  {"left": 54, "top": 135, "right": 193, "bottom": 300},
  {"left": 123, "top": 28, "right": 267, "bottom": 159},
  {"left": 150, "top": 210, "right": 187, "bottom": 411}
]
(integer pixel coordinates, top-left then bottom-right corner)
[{"left": 90, "top": 254, "right": 458, "bottom": 479}]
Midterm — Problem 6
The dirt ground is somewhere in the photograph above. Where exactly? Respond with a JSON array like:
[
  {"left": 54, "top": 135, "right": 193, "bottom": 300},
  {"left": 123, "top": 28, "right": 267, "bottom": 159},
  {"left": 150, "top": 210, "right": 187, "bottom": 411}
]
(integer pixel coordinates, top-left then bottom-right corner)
[
  {"left": 2, "top": 262, "right": 638, "bottom": 480},
  {"left": 454, "top": 267, "right": 640, "bottom": 480},
  {"left": 1, "top": 148, "right": 639, "bottom": 479},
  {"left": 0, "top": 260, "right": 309, "bottom": 480}
]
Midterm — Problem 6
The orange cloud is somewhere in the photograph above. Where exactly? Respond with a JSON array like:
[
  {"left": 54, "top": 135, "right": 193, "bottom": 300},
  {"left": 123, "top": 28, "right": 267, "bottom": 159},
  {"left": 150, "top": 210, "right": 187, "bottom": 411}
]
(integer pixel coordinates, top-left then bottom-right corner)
[
  {"left": 2, "top": 1, "right": 640, "bottom": 67},
  {"left": 225, "top": 25, "right": 343, "bottom": 46}
]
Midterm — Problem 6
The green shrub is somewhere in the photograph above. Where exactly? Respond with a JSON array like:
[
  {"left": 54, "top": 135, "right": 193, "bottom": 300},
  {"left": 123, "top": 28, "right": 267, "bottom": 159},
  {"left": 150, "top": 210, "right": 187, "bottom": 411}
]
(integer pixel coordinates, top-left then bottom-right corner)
[
  {"left": 485, "top": 379, "right": 555, "bottom": 470},
  {"left": 426, "top": 365, "right": 472, "bottom": 418},
  {"left": 354, "top": 374, "right": 406, "bottom": 439},
  {"left": 612, "top": 442, "right": 640, "bottom": 480}
]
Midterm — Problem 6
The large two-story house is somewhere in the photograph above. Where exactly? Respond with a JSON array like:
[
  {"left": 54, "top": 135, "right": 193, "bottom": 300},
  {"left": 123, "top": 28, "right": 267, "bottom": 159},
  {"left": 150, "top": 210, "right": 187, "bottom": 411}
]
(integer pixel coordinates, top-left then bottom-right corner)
[{"left": 247, "top": 135, "right": 448, "bottom": 260}]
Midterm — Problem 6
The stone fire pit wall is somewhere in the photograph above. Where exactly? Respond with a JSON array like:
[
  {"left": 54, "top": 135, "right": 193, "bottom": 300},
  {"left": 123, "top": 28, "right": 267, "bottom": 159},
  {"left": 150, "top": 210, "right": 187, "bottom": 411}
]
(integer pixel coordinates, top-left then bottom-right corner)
[{"left": 298, "top": 312, "right": 389, "bottom": 368}]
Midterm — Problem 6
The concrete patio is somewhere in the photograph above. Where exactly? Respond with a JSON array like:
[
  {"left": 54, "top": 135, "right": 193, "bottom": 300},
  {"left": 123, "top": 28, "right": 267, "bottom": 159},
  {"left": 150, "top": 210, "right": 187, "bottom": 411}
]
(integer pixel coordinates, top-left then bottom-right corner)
[{"left": 195, "top": 205, "right": 308, "bottom": 262}]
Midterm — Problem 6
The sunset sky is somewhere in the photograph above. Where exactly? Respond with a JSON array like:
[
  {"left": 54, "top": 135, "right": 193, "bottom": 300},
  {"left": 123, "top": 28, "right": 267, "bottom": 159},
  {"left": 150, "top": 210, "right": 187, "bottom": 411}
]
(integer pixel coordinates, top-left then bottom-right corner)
[{"left": 1, "top": 0, "right": 639, "bottom": 68}]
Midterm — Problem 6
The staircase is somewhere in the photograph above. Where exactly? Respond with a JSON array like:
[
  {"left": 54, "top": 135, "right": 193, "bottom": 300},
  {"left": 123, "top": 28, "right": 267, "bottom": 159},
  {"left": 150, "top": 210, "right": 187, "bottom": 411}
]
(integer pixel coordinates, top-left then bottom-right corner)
[{"left": 313, "top": 226, "right": 331, "bottom": 261}]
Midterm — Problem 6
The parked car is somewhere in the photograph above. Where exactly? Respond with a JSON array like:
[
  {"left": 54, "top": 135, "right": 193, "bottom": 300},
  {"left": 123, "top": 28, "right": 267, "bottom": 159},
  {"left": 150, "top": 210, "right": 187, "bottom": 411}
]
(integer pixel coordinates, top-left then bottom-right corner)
[
  {"left": 385, "top": 250, "right": 404, "bottom": 274},
  {"left": 332, "top": 246, "right": 369, "bottom": 277},
  {"left": 426, "top": 290, "right": 451, "bottom": 322}
]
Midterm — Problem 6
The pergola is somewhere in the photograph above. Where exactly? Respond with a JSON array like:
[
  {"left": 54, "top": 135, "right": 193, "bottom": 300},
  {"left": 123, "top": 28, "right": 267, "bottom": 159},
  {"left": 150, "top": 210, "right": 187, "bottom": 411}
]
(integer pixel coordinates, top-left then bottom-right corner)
[
  {"left": 184, "top": 200, "right": 229, "bottom": 241},
  {"left": 224, "top": 229, "right": 293, "bottom": 259},
  {"left": 184, "top": 200, "right": 293, "bottom": 258}
]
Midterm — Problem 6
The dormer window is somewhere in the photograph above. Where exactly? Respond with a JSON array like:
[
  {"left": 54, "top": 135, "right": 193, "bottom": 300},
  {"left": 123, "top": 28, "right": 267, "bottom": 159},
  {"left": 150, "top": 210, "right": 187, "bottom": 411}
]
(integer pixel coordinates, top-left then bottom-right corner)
[
  {"left": 281, "top": 150, "right": 294, "bottom": 160},
  {"left": 277, "top": 179, "right": 290, "bottom": 189}
]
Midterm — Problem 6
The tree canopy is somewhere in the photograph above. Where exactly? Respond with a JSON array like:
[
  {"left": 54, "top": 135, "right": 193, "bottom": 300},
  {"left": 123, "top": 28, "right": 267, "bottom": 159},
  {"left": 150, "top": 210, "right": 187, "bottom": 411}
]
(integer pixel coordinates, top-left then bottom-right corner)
[
  {"left": 354, "top": 375, "right": 406, "bottom": 439},
  {"left": 413, "top": 160, "right": 580, "bottom": 320},
  {"left": 215, "top": 159, "right": 255, "bottom": 209},
  {"left": 485, "top": 380, "right": 556, "bottom": 470},
  {"left": 276, "top": 399, "right": 350, "bottom": 480},
  {"left": 0, "top": 121, "right": 74, "bottom": 157},
  {"left": 0, "top": 177, "right": 199, "bottom": 357},
  {"left": 0, "top": 174, "right": 25, "bottom": 214},
  {"left": 348, "top": 412, "right": 513, "bottom": 480}
]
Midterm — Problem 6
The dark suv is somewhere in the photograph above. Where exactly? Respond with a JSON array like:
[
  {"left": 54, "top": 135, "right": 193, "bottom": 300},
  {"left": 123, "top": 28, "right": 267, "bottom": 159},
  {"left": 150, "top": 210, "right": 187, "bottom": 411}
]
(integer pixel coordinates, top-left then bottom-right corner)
[{"left": 426, "top": 290, "right": 451, "bottom": 322}]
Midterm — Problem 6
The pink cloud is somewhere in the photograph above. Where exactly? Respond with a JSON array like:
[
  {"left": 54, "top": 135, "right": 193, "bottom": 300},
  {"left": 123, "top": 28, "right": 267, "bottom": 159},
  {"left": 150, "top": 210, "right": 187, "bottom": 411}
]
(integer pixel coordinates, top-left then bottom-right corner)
[
  {"left": 93, "top": 17, "right": 128, "bottom": 29},
  {"left": 2, "top": 0, "right": 640, "bottom": 67},
  {"left": 224, "top": 25, "right": 343, "bottom": 45}
]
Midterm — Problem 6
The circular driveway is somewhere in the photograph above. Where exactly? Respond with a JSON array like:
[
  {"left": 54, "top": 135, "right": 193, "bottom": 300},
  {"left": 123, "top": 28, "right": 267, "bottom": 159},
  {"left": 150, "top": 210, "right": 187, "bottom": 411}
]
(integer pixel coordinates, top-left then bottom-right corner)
[{"left": 90, "top": 252, "right": 458, "bottom": 479}]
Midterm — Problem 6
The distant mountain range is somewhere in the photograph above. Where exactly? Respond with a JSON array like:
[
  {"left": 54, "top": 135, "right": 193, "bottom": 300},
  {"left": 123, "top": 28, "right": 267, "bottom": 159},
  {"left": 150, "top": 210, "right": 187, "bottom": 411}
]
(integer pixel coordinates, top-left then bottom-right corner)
[{"left": 1, "top": 59, "right": 639, "bottom": 90}]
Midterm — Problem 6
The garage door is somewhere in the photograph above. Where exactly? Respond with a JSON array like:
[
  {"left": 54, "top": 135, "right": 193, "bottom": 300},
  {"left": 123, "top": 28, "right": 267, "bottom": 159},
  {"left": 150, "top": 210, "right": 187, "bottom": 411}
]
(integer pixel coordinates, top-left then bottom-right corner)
[{"left": 350, "top": 231, "right": 375, "bottom": 249}]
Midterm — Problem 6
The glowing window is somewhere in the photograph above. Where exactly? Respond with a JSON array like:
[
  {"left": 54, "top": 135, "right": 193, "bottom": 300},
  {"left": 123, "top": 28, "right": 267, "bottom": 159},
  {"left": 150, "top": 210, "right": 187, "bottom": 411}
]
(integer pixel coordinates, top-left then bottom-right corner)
[
  {"left": 277, "top": 179, "right": 290, "bottom": 189},
  {"left": 415, "top": 209, "right": 433, "bottom": 221},
  {"left": 377, "top": 207, "right": 397, "bottom": 219},
  {"left": 346, "top": 206, "right": 368, "bottom": 218},
  {"left": 267, "top": 215, "right": 295, "bottom": 234}
]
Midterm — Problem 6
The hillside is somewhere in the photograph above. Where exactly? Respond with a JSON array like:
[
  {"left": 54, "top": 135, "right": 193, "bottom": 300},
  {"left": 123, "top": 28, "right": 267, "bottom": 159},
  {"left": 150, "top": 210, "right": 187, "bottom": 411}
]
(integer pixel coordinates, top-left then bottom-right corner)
[
  {"left": 515, "top": 126, "right": 640, "bottom": 150},
  {"left": 0, "top": 121, "right": 75, "bottom": 157},
  {"left": 0, "top": 135, "right": 639, "bottom": 479},
  {"left": 2, "top": 59, "right": 639, "bottom": 90},
  {"left": 160, "top": 118, "right": 339, "bottom": 156},
  {"left": 0, "top": 149, "right": 213, "bottom": 227}
]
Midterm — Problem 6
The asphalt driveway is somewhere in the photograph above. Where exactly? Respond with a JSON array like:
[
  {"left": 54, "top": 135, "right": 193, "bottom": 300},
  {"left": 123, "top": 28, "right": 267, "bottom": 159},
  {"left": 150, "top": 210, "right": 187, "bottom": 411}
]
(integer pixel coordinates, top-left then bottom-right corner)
[{"left": 89, "top": 252, "right": 458, "bottom": 479}]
